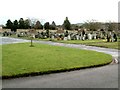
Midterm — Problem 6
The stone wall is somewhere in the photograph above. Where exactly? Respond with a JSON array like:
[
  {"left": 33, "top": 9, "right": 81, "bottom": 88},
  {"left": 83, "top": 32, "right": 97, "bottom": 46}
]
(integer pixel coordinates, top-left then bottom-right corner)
[
  {"left": 0, "top": 29, "right": 11, "bottom": 33},
  {"left": 16, "top": 29, "right": 57, "bottom": 33}
]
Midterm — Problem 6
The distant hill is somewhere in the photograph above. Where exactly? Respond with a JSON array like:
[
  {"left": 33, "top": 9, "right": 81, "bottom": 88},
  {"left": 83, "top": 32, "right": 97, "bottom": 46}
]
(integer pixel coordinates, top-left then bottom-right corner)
[{"left": 76, "top": 23, "right": 84, "bottom": 26}]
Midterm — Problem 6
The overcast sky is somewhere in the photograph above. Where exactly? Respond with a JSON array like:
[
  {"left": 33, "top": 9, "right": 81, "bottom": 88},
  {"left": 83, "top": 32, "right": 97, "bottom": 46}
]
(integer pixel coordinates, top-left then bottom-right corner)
[{"left": 0, "top": 0, "right": 119, "bottom": 25}]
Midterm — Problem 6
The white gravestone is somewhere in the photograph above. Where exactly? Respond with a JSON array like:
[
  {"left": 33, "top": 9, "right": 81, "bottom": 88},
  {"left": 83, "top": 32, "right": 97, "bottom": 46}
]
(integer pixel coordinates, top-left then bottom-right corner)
[
  {"left": 76, "top": 35, "right": 79, "bottom": 40},
  {"left": 82, "top": 35, "right": 85, "bottom": 40},
  {"left": 64, "top": 37, "right": 67, "bottom": 41},
  {"left": 93, "top": 33, "right": 96, "bottom": 39},
  {"left": 111, "top": 34, "right": 114, "bottom": 42},
  {"left": 88, "top": 33, "right": 92, "bottom": 40},
  {"left": 67, "top": 35, "right": 71, "bottom": 40},
  {"left": 51, "top": 35, "right": 54, "bottom": 40}
]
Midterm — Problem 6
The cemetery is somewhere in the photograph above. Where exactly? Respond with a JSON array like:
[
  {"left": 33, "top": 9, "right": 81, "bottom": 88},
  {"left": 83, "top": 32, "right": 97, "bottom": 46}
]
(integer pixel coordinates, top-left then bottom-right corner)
[
  {"left": 2, "top": 29, "right": 118, "bottom": 41},
  {"left": 1, "top": 28, "right": 119, "bottom": 49},
  {"left": 1, "top": 18, "right": 119, "bottom": 79},
  {"left": 1, "top": 17, "right": 119, "bottom": 50},
  {"left": 1, "top": 0, "right": 119, "bottom": 87}
]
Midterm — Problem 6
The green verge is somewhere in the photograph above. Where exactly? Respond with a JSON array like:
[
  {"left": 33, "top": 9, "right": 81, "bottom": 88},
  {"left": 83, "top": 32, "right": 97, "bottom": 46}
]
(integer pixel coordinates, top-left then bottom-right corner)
[
  {"left": 2, "top": 43, "right": 112, "bottom": 79},
  {"left": 53, "top": 39, "right": 119, "bottom": 50}
]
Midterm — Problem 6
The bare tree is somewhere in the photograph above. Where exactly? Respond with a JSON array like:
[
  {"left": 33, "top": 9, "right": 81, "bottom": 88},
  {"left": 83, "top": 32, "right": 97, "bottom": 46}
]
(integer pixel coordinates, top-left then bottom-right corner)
[{"left": 83, "top": 19, "right": 102, "bottom": 31}]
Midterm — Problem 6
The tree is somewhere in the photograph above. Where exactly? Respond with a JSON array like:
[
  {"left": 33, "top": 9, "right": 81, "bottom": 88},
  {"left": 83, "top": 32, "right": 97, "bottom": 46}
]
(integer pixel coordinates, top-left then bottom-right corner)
[
  {"left": 44, "top": 22, "right": 50, "bottom": 30},
  {"left": 6, "top": 19, "right": 13, "bottom": 29},
  {"left": 13, "top": 20, "right": 18, "bottom": 32},
  {"left": 27, "top": 18, "right": 39, "bottom": 29},
  {"left": 82, "top": 20, "right": 102, "bottom": 31},
  {"left": 63, "top": 17, "right": 71, "bottom": 30},
  {"left": 71, "top": 24, "right": 79, "bottom": 30},
  {"left": 105, "top": 22, "right": 117, "bottom": 32},
  {"left": 34, "top": 21, "right": 43, "bottom": 29},
  {"left": 46, "top": 29, "right": 49, "bottom": 38},
  {"left": 19, "top": 18, "right": 25, "bottom": 29},
  {"left": 24, "top": 19, "right": 30, "bottom": 29},
  {"left": 50, "top": 21, "right": 56, "bottom": 30}
]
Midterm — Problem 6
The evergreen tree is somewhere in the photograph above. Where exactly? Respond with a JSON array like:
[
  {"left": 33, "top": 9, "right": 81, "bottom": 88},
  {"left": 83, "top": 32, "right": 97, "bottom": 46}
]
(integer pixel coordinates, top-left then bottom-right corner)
[
  {"left": 19, "top": 18, "right": 25, "bottom": 29},
  {"left": 50, "top": 21, "right": 56, "bottom": 30},
  {"left": 63, "top": 17, "right": 71, "bottom": 30},
  {"left": 44, "top": 22, "right": 50, "bottom": 30},
  {"left": 24, "top": 19, "right": 30, "bottom": 29},
  {"left": 13, "top": 20, "right": 18, "bottom": 32},
  {"left": 34, "top": 21, "right": 43, "bottom": 29},
  {"left": 6, "top": 19, "right": 13, "bottom": 29}
]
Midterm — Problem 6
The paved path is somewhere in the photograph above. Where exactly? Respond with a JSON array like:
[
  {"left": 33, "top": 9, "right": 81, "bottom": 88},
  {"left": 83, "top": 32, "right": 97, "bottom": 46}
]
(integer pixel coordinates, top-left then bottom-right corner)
[
  {"left": 0, "top": 37, "right": 29, "bottom": 45},
  {"left": 1, "top": 37, "right": 119, "bottom": 88}
]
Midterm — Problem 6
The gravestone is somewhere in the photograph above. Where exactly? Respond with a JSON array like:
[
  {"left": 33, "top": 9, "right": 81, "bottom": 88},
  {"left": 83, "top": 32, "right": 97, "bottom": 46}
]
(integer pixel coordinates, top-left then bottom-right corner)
[
  {"left": 93, "top": 33, "right": 96, "bottom": 39},
  {"left": 76, "top": 35, "right": 79, "bottom": 40},
  {"left": 82, "top": 34, "right": 85, "bottom": 41},
  {"left": 113, "top": 33, "right": 117, "bottom": 42},
  {"left": 88, "top": 33, "right": 92, "bottom": 40},
  {"left": 29, "top": 29, "right": 36, "bottom": 38},
  {"left": 111, "top": 33, "right": 114, "bottom": 42},
  {"left": 51, "top": 35, "right": 55, "bottom": 40},
  {"left": 79, "top": 34, "right": 82, "bottom": 40},
  {"left": 64, "top": 37, "right": 67, "bottom": 41},
  {"left": 67, "top": 34, "right": 71, "bottom": 40},
  {"left": 107, "top": 33, "right": 111, "bottom": 42},
  {"left": 100, "top": 33, "right": 104, "bottom": 39}
]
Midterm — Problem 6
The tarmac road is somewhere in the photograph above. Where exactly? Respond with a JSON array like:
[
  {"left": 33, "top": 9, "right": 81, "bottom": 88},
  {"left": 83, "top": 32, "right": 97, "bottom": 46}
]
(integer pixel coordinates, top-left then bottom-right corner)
[{"left": 1, "top": 37, "right": 119, "bottom": 88}]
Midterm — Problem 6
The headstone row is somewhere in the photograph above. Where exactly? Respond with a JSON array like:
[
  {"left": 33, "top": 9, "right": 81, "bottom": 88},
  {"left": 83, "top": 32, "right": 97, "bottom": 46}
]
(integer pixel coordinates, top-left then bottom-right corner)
[{"left": 2, "top": 30, "right": 118, "bottom": 42}]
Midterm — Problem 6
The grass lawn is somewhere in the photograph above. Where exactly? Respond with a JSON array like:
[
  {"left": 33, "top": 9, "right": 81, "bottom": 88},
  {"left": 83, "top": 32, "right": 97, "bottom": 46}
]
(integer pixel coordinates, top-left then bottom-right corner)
[
  {"left": 2, "top": 42, "right": 112, "bottom": 78},
  {"left": 53, "top": 39, "right": 119, "bottom": 50}
]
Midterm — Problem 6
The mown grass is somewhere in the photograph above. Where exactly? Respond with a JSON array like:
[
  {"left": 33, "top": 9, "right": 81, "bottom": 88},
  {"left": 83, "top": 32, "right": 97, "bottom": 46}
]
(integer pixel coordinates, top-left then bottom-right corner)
[
  {"left": 2, "top": 43, "right": 112, "bottom": 78},
  {"left": 53, "top": 39, "right": 119, "bottom": 50}
]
